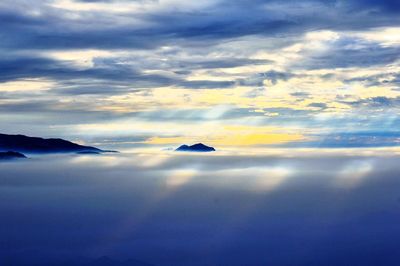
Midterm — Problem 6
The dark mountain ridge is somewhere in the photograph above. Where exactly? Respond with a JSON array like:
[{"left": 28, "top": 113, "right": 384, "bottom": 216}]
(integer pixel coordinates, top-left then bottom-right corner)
[
  {"left": 0, "top": 151, "right": 27, "bottom": 160},
  {"left": 0, "top": 133, "right": 103, "bottom": 153}
]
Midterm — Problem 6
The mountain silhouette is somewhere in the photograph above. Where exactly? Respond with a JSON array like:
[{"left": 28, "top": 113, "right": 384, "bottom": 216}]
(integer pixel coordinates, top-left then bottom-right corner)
[
  {"left": 176, "top": 143, "right": 215, "bottom": 152},
  {"left": 0, "top": 133, "right": 103, "bottom": 153},
  {"left": 0, "top": 151, "right": 27, "bottom": 160}
]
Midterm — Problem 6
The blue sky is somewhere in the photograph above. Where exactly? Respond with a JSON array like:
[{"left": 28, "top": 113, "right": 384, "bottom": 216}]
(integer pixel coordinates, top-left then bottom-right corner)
[{"left": 1, "top": 0, "right": 400, "bottom": 148}]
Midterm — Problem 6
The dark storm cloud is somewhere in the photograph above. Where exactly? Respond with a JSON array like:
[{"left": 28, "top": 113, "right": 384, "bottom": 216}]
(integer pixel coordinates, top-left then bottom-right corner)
[
  {"left": 0, "top": 55, "right": 238, "bottom": 93},
  {"left": 308, "top": 102, "right": 328, "bottom": 109},
  {"left": 170, "top": 58, "right": 273, "bottom": 70},
  {"left": 341, "top": 96, "right": 400, "bottom": 108},
  {"left": 55, "top": 83, "right": 141, "bottom": 95},
  {"left": 0, "top": 100, "right": 140, "bottom": 124},
  {"left": 0, "top": 6, "right": 159, "bottom": 50},
  {"left": 0, "top": 100, "right": 57, "bottom": 113},
  {"left": 347, "top": 0, "right": 400, "bottom": 12},
  {"left": 179, "top": 80, "right": 235, "bottom": 89},
  {"left": 0, "top": 55, "right": 174, "bottom": 85},
  {"left": 295, "top": 38, "right": 400, "bottom": 70},
  {"left": 1, "top": 0, "right": 400, "bottom": 52},
  {"left": 291, "top": 92, "right": 311, "bottom": 100},
  {"left": 345, "top": 72, "right": 400, "bottom": 87},
  {"left": 239, "top": 71, "right": 294, "bottom": 87},
  {"left": 0, "top": 0, "right": 399, "bottom": 88}
]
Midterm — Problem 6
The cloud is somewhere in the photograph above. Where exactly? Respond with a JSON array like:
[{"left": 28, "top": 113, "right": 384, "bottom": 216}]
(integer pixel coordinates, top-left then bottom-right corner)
[
  {"left": 308, "top": 102, "right": 328, "bottom": 109},
  {"left": 341, "top": 96, "right": 400, "bottom": 108},
  {"left": 1, "top": 0, "right": 400, "bottom": 52},
  {"left": 0, "top": 0, "right": 399, "bottom": 147},
  {"left": 292, "top": 37, "right": 400, "bottom": 70},
  {"left": 309, "top": 131, "right": 400, "bottom": 148},
  {"left": 0, "top": 55, "right": 173, "bottom": 84},
  {"left": 3, "top": 152, "right": 400, "bottom": 265},
  {"left": 345, "top": 72, "right": 400, "bottom": 87},
  {"left": 0, "top": 55, "right": 241, "bottom": 93}
]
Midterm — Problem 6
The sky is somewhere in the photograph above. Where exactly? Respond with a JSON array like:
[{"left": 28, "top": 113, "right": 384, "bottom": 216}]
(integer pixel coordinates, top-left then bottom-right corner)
[{"left": 1, "top": 0, "right": 400, "bottom": 149}]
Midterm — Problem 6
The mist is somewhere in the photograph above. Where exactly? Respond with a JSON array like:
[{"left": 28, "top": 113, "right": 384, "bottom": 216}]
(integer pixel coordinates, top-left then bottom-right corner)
[{"left": 1, "top": 151, "right": 400, "bottom": 265}]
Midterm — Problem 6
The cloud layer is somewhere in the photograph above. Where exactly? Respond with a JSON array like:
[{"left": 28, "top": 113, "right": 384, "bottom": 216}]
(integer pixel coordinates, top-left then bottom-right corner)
[{"left": 2, "top": 152, "right": 400, "bottom": 265}]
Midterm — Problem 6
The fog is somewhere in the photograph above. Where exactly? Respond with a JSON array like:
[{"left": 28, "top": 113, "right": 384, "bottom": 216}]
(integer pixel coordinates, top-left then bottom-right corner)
[{"left": 1, "top": 151, "right": 400, "bottom": 265}]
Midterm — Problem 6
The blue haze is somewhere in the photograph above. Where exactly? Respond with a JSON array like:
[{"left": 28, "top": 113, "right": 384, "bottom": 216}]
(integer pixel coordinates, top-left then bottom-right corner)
[{"left": 1, "top": 152, "right": 400, "bottom": 265}]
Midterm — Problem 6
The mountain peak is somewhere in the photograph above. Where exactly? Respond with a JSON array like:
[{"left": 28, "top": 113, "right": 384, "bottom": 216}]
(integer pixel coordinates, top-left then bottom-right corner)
[{"left": 176, "top": 143, "right": 215, "bottom": 152}]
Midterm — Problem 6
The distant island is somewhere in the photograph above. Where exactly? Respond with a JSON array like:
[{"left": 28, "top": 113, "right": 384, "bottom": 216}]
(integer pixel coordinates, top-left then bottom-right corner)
[
  {"left": 0, "top": 133, "right": 104, "bottom": 154},
  {"left": 0, "top": 151, "right": 27, "bottom": 160},
  {"left": 176, "top": 143, "right": 216, "bottom": 152}
]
